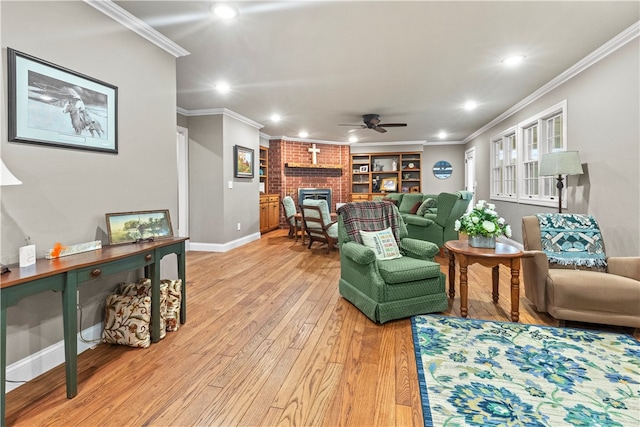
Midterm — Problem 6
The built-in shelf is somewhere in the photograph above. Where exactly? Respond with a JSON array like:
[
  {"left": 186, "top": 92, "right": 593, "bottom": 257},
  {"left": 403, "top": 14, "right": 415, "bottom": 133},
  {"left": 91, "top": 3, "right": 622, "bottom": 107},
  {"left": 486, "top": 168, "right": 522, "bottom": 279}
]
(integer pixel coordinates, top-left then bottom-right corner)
[
  {"left": 350, "top": 152, "right": 422, "bottom": 200},
  {"left": 259, "top": 146, "right": 268, "bottom": 193}
]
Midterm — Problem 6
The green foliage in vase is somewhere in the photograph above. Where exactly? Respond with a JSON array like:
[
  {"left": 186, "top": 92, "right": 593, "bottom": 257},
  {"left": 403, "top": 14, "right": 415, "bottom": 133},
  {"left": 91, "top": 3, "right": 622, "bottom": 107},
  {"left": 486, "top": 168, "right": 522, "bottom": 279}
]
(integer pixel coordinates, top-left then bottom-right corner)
[{"left": 454, "top": 200, "right": 512, "bottom": 237}]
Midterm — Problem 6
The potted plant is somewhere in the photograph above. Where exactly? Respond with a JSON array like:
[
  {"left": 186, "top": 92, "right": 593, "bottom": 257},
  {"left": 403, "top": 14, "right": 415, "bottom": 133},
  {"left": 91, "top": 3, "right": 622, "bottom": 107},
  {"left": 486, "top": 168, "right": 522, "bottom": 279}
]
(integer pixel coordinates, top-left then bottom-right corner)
[{"left": 454, "top": 200, "right": 512, "bottom": 248}]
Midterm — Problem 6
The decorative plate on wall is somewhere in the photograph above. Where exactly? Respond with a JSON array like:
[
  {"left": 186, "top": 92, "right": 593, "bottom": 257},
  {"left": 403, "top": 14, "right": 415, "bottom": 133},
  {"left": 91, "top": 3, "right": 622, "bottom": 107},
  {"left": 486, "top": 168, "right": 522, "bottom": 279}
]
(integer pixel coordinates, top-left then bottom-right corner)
[{"left": 433, "top": 160, "right": 452, "bottom": 179}]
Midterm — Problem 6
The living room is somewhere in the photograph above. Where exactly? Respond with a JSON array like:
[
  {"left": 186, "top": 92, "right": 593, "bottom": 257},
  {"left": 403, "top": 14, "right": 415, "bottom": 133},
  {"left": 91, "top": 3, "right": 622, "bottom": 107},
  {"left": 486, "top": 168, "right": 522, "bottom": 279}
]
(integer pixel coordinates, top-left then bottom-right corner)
[{"left": 1, "top": 1, "right": 639, "bottom": 425}]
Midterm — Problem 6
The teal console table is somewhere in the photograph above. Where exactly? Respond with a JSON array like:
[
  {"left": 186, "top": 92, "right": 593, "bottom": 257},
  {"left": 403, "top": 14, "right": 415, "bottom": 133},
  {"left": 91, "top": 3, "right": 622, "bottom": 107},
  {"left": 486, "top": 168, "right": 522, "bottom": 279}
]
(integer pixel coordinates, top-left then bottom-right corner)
[{"left": 0, "top": 237, "right": 188, "bottom": 425}]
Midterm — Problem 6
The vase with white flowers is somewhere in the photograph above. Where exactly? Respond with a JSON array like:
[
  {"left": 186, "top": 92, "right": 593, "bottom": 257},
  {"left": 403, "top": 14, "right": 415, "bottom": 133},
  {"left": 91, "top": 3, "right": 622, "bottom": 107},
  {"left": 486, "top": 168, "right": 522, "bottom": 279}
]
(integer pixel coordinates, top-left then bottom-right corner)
[{"left": 454, "top": 200, "right": 512, "bottom": 248}]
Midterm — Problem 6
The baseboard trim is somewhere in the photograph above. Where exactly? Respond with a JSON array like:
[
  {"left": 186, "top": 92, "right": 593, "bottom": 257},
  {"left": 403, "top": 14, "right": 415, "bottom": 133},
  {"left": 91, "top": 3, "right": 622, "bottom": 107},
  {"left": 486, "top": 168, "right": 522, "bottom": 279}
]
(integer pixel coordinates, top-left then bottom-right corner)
[
  {"left": 5, "top": 323, "right": 103, "bottom": 393},
  {"left": 189, "top": 232, "right": 261, "bottom": 252}
]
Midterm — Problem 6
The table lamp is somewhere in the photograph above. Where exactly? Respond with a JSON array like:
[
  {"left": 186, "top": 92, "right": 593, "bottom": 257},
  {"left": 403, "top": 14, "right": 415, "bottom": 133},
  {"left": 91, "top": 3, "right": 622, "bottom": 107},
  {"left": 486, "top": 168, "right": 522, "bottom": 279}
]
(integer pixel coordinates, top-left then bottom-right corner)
[
  {"left": 1, "top": 159, "right": 23, "bottom": 273},
  {"left": 539, "top": 151, "right": 583, "bottom": 213}
]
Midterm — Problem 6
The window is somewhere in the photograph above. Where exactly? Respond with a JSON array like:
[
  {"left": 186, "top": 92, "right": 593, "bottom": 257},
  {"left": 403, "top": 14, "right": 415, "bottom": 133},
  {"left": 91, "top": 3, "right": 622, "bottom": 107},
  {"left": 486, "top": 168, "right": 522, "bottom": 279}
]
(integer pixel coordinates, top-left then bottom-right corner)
[
  {"left": 490, "top": 127, "right": 517, "bottom": 201},
  {"left": 490, "top": 100, "right": 568, "bottom": 208}
]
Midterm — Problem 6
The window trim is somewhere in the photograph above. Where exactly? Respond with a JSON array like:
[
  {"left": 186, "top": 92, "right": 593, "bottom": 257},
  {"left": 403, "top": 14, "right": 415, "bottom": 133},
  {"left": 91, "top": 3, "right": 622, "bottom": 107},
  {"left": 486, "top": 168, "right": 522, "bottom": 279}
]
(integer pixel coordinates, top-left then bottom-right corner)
[
  {"left": 490, "top": 126, "right": 517, "bottom": 201},
  {"left": 489, "top": 100, "right": 568, "bottom": 208}
]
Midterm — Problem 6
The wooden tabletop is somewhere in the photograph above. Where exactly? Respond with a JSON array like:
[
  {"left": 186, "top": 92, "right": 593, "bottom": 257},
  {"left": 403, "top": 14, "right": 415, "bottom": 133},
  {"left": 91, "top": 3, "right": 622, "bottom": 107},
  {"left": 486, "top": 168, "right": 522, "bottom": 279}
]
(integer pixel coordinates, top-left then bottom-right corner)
[
  {"left": 1, "top": 237, "right": 189, "bottom": 289},
  {"left": 445, "top": 239, "right": 522, "bottom": 258}
]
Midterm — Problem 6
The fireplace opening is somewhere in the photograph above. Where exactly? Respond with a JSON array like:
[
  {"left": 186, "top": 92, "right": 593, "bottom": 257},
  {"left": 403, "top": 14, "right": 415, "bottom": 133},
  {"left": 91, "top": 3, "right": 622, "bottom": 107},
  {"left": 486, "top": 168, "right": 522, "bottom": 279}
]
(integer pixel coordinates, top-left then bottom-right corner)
[{"left": 298, "top": 188, "right": 332, "bottom": 211}]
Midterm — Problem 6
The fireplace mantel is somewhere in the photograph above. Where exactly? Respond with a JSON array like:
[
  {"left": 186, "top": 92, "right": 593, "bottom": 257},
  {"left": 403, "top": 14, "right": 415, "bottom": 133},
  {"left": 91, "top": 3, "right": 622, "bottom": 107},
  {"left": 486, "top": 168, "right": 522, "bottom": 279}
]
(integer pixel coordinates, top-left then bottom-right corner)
[{"left": 285, "top": 162, "right": 342, "bottom": 170}]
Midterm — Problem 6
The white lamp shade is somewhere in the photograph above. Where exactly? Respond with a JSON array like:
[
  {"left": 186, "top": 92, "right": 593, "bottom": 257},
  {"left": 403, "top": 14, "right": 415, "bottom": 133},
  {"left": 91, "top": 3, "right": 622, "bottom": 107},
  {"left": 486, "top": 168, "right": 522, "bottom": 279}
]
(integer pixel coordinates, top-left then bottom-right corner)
[
  {"left": 539, "top": 151, "right": 583, "bottom": 176},
  {"left": 0, "top": 159, "right": 22, "bottom": 186}
]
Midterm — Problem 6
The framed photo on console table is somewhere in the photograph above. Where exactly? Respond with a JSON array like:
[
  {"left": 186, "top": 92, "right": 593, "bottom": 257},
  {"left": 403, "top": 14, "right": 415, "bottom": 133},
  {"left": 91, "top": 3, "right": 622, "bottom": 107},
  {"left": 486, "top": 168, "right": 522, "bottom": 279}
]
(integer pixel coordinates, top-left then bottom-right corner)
[
  {"left": 7, "top": 47, "right": 118, "bottom": 154},
  {"left": 105, "top": 210, "right": 173, "bottom": 245},
  {"left": 234, "top": 145, "right": 255, "bottom": 178}
]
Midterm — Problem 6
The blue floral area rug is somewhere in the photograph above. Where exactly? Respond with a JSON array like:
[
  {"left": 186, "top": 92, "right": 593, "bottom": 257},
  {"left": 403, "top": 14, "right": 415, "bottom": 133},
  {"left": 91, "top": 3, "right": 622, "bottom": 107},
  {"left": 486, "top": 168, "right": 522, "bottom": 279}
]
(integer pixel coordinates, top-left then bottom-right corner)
[{"left": 411, "top": 315, "right": 640, "bottom": 427}]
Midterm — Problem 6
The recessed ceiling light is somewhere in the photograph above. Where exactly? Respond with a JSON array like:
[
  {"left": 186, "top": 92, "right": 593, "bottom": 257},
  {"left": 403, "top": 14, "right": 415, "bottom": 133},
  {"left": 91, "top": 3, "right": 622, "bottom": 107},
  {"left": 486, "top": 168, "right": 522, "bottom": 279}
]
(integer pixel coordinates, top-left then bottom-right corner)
[
  {"left": 349, "top": 136, "right": 358, "bottom": 143},
  {"left": 298, "top": 131, "right": 309, "bottom": 138},
  {"left": 502, "top": 55, "right": 525, "bottom": 66},
  {"left": 464, "top": 101, "right": 478, "bottom": 111},
  {"left": 438, "top": 131, "right": 447, "bottom": 139},
  {"left": 270, "top": 114, "right": 281, "bottom": 122},
  {"left": 212, "top": 4, "right": 238, "bottom": 19},
  {"left": 214, "top": 81, "right": 231, "bottom": 93}
]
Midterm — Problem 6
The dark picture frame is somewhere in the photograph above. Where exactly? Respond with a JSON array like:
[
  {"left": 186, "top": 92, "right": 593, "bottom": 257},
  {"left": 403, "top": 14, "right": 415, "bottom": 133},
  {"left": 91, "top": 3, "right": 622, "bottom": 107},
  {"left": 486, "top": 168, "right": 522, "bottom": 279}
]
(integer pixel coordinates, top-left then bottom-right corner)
[
  {"left": 105, "top": 210, "right": 173, "bottom": 245},
  {"left": 234, "top": 145, "right": 254, "bottom": 178},
  {"left": 8, "top": 47, "right": 118, "bottom": 154}
]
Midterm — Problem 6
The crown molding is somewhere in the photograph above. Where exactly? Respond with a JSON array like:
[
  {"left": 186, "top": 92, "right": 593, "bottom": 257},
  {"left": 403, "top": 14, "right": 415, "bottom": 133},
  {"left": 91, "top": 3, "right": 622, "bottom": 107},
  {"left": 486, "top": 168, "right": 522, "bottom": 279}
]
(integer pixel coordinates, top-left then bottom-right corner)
[
  {"left": 268, "top": 136, "right": 346, "bottom": 145},
  {"left": 464, "top": 20, "right": 639, "bottom": 143},
  {"left": 176, "top": 107, "right": 263, "bottom": 130},
  {"left": 84, "top": 0, "right": 190, "bottom": 58},
  {"left": 352, "top": 140, "right": 427, "bottom": 147},
  {"left": 424, "top": 140, "right": 465, "bottom": 146}
]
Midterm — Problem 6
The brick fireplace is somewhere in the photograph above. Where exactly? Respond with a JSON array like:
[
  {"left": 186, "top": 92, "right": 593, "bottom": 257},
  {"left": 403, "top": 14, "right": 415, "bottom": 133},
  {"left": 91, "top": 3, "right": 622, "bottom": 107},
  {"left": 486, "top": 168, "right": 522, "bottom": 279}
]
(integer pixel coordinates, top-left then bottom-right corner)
[{"left": 267, "top": 139, "right": 350, "bottom": 214}]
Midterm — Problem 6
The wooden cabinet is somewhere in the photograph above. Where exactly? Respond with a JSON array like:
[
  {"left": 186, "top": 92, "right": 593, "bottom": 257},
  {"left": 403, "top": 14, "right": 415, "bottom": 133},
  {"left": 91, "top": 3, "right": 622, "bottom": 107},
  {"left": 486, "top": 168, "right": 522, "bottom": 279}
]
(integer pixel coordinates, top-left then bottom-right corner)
[
  {"left": 260, "top": 194, "right": 280, "bottom": 233},
  {"left": 351, "top": 194, "right": 370, "bottom": 202},
  {"left": 350, "top": 152, "right": 422, "bottom": 200}
]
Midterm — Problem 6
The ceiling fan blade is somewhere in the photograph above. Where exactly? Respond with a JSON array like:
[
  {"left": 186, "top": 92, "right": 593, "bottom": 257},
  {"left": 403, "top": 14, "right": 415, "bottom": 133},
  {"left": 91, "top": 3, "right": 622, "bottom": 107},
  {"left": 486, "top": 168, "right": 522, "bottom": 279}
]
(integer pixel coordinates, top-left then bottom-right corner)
[
  {"left": 338, "top": 124, "right": 365, "bottom": 127},
  {"left": 378, "top": 123, "right": 407, "bottom": 127},
  {"left": 373, "top": 126, "right": 387, "bottom": 133}
]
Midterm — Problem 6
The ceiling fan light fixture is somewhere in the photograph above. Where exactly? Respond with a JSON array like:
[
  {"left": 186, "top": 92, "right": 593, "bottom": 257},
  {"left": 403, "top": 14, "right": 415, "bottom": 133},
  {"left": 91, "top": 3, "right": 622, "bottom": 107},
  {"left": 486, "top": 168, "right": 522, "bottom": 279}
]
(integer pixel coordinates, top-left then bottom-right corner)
[{"left": 212, "top": 4, "right": 238, "bottom": 20}]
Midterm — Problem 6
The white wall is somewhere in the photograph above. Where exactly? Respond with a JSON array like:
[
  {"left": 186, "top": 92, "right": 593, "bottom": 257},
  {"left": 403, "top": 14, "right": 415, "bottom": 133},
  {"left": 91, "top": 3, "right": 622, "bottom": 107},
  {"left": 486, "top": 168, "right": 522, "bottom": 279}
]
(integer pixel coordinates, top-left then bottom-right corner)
[
  {"left": 466, "top": 39, "right": 639, "bottom": 256},
  {"left": 184, "top": 112, "right": 261, "bottom": 247},
  {"left": 1, "top": 1, "right": 178, "bottom": 364}
]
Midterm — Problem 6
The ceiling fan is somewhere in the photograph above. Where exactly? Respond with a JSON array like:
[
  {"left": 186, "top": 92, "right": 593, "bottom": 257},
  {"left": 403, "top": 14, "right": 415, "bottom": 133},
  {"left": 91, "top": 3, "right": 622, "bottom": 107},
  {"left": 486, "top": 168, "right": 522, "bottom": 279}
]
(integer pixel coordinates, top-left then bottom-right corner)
[{"left": 339, "top": 114, "right": 407, "bottom": 133}]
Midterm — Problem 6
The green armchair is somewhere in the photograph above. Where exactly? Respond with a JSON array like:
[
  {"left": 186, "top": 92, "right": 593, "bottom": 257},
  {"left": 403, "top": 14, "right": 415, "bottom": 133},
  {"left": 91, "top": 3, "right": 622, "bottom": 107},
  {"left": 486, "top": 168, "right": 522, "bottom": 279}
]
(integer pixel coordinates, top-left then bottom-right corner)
[
  {"left": 337, "top": 201, "right": 448, "bottom": 323},
  {"left": 404, "top": 191, "right": 473, "bottom": 248}
]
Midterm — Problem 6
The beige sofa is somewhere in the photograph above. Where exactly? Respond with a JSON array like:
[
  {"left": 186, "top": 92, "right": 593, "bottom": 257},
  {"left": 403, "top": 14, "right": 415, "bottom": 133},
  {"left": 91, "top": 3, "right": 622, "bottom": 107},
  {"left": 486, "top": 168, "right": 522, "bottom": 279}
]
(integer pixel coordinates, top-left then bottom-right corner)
[{"left": 522, "top": 215, "right": 640, "bottom": 329}]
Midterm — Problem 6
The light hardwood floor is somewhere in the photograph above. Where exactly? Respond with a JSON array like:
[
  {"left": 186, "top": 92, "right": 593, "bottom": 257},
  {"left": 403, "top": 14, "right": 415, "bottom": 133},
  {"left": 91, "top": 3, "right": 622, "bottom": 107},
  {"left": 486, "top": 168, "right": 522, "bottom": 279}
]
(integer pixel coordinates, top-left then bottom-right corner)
[{"left": 5, "top": 229, "right": 638, "bottom": 426}]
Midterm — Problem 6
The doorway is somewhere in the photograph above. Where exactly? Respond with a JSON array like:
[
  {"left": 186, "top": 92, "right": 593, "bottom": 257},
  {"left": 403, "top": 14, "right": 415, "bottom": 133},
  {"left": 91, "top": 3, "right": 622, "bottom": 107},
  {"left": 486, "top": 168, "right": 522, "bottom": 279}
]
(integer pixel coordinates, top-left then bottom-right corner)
[
  {"left": 176, "top": 126, "right": 189, "bottom": 241},
  {"left": 464, "top": 147, "right": 476, "bottom": 212}
]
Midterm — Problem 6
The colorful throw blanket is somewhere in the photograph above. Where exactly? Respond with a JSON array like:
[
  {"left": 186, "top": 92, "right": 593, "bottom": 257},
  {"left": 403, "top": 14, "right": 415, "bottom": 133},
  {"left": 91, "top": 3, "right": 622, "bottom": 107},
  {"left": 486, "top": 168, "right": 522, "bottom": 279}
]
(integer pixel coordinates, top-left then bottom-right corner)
[
  {"left": 536, "top": 213, "right": 607, "bottom": 268},
  {"left": 337, "top": 201, "right": 402, "bottom": 244}
]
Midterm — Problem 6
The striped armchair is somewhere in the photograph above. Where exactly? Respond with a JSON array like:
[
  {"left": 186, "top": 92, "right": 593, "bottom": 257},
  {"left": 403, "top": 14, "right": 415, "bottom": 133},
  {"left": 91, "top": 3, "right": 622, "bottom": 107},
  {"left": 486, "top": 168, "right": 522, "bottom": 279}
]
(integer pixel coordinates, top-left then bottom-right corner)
[
  {"left": 281, "top": 196, "right": 303, "bottom": 242},
  {"left": 300, "top": 199, "right": 338, "bottom": 253}
]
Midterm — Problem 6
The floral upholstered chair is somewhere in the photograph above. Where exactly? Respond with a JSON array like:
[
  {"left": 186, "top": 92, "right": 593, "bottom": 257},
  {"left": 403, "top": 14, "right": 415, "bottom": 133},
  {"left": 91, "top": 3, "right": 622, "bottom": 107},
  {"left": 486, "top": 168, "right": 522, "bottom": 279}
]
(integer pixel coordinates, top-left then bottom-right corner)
[
  {"left": 300, "top": 199, "right": 338, "bottom": 253},
  {"left": 281, "top": 196, "right": 303, "bottom": 242},
  {"left": 522, "top": 214, "right": 640, "bottom": 329},
  {"left": 336, "top": 201, "right": 447, "bottom": 323}
]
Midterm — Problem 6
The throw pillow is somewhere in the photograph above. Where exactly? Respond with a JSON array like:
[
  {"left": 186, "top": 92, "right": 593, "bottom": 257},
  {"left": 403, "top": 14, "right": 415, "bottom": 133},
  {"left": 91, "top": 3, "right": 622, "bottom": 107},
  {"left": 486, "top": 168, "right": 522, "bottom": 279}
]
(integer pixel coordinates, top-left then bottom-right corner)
[
  {"left": 163, "top": 279, "right": 183, "bottom": 332},
  {"left": 381, "top": 197, "right": 398, "bottom": 206},
  {"left": 416, "top": 198, "right": 437, "bottom": 216},
  {"left": 359, "top": 228, "right": 402, "bottom": 260},
  {"left": 102, "top": 294, "right": 151, "bottom": 348},
  {"left": 120, "top": 278, "right": 168, "bottom": 339},
  {"left": 409, "top": 201, "right": 422, "bottom": 215}
]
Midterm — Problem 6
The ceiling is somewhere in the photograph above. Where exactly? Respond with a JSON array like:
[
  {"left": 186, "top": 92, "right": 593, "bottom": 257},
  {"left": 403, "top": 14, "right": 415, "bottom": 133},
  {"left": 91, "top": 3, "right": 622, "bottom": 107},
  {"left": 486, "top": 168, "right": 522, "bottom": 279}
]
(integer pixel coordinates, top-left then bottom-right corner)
[{"left": 112, "top": 1, "right": 639, "bottom": 145}]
